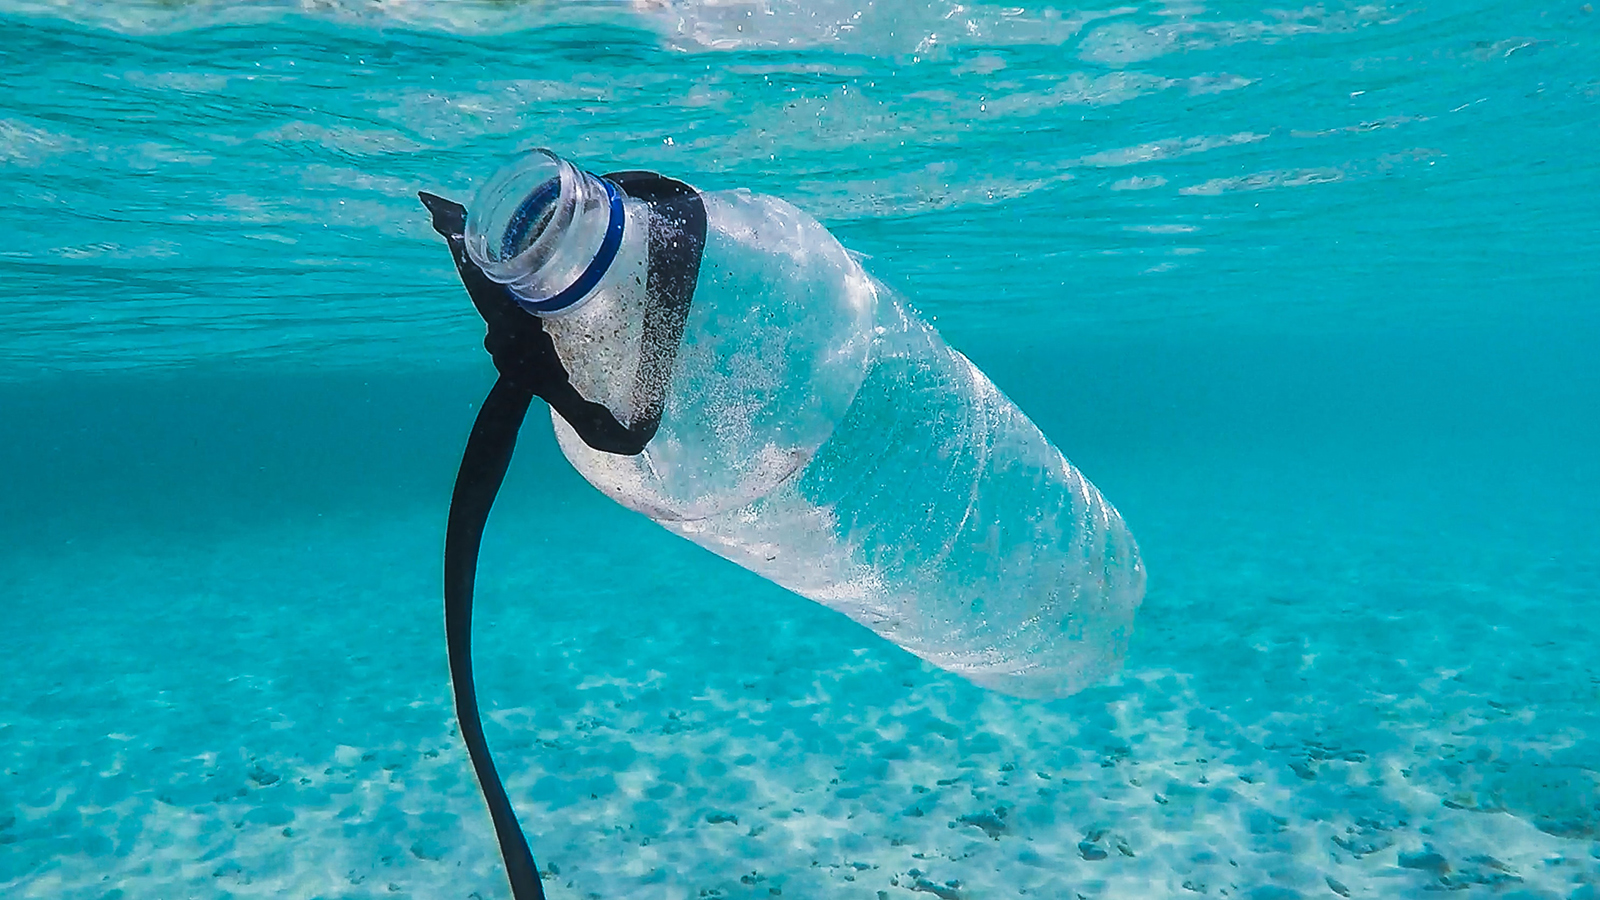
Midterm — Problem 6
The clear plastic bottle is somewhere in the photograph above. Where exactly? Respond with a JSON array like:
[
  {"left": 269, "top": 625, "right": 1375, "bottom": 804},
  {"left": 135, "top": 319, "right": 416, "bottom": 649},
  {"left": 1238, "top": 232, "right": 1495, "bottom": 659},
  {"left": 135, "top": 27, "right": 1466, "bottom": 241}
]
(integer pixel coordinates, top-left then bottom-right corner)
[{"left": 466, "top": 151, "right": 1144, "bottom": 698}]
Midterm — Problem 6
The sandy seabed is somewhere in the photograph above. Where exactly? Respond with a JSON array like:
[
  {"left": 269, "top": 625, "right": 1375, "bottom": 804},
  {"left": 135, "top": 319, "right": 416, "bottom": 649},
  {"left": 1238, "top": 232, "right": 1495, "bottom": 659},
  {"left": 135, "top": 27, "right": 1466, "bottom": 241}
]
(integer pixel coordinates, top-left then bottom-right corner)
[{"left": 5, "top": 447, "right": 1598, "bottom": 900}]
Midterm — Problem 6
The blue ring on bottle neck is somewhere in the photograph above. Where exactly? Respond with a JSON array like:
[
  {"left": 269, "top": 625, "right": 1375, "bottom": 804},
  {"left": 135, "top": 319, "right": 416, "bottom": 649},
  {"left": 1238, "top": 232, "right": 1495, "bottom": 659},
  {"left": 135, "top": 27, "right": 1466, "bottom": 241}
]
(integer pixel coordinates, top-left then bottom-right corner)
[{"left": 503, "top": 175, "right": 626, "bottom": 315}]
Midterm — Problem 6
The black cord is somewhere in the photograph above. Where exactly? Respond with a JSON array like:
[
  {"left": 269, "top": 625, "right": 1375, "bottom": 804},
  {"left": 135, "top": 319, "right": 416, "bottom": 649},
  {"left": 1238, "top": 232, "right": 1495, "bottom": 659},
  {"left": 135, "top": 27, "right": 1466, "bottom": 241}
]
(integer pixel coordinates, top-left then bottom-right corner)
[
  {"left": 420, "top": 173, "right": 703, "bottom": 899},
  {"left": 443, "top": 376, "right": 546, "bottom": 900}
]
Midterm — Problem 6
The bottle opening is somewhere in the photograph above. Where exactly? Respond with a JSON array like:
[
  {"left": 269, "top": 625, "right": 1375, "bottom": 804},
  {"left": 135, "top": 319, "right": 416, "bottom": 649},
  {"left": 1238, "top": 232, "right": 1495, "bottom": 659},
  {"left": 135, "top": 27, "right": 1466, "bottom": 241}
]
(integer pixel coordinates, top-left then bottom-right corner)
[
  {"left": 465, "top": 149, "right": 625, "bottom": 314},
  {"left": 500, "top": 177, "right": 561, "bottom": 260}
]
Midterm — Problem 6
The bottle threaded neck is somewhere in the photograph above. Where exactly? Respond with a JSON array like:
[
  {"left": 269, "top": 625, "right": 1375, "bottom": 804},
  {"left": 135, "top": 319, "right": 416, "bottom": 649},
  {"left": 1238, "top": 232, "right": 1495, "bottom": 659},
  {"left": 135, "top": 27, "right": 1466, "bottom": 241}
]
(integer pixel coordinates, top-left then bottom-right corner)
[{"left": 464, "top": 149, "right": 624, "bottom": 314}]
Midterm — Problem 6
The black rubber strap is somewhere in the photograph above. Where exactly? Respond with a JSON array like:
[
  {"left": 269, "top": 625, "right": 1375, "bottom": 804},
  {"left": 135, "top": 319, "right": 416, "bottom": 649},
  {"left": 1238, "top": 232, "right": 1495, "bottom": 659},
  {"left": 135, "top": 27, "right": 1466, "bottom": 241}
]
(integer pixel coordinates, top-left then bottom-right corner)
[
  {"left": 443, "top": 375, "right": 545, "bottom": 900},
  {"left": 602, "top": 170, "right": 706, "bottom": 446},
  {"left": 420, "top": 174, "right": 705, "bottom": 900},
  {"left": 419, "top": 179, "right": 706, "bottom": 456}
]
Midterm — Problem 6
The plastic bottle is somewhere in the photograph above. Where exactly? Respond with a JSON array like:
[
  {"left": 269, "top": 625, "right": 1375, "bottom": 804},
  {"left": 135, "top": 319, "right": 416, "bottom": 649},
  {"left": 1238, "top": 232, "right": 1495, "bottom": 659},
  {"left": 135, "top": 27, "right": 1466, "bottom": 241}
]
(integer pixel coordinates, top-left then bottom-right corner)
[{"left": 465, "top": 150, "right": 1144, "bottom": 699}]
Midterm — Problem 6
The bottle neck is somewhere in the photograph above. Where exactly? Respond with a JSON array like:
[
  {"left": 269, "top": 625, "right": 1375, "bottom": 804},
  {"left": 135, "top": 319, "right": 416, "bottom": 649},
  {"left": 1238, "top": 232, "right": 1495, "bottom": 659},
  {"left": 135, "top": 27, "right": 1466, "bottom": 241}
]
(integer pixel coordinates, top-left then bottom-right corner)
[{"left": 464, "top": 150, "right": 625, "bottom": 315}]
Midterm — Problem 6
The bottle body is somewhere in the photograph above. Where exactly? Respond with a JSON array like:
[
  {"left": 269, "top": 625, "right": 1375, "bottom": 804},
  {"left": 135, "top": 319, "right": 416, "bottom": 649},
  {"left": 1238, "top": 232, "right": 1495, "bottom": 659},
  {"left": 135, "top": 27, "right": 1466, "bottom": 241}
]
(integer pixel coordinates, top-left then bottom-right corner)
[
  {"left": 541, "top": 187, "right": 1144, "bottom": 699},
  {"left": 547, "top": 188, "right": 877, "bottom": 523}
]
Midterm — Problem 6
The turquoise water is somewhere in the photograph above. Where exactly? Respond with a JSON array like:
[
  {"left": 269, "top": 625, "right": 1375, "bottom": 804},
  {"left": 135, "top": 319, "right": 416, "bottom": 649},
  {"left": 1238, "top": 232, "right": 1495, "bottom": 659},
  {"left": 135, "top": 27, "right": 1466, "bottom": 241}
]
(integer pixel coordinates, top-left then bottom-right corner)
[{"left": 3, "top": 1, "right": 1599, "bottom": 898}]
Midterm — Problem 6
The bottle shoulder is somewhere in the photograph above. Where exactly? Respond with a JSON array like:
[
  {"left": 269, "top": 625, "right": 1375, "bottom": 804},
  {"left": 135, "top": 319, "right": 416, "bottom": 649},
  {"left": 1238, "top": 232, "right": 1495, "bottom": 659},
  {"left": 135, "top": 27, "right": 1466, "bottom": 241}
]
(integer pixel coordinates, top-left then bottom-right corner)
[{"left": 698, "top": 189, "right": 841, "bottom": 258}]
